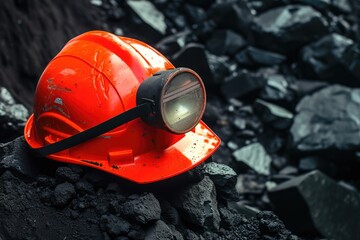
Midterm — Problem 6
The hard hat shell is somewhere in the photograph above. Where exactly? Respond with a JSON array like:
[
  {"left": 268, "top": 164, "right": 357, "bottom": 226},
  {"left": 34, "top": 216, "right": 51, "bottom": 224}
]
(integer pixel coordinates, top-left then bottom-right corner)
[{"left": 24, "top": 31, "right": 221, "bottom": 184}]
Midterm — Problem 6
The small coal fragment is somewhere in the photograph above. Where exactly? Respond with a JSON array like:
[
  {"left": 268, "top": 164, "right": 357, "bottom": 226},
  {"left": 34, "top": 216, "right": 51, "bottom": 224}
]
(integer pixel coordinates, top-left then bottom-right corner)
[
  {"left": 269, "top": 171, "right": 360, "bottom": 240},
  {"left": 171, "top": 176, "right": 220, "bottom": 231},
  {"left": 52, "top": 182, "right": 76, "bottom": 208},
  {"left": 257, "top": 211, "right": 295, "bottom": 239},
  {"left": 121, "top": 193, "right": 161, "bottom": 224},
  {"left": 0, "top": 87, "right": 29, "bottom": 142},
  {"left": 56, "top": 166, "right": 81, "bottom": 183},
  {"left": 221, "top": 70, "right": 267, "bottom": 99},
  {"left": 184, "top": 4, "right": 207, "bottom": 24},
  {"left": 126, "top": 0, "right": 167, "bottom": 35},
  {"left": 206, "top": 30, "right": 246, "bottom": 56},
  {"left": 252, "top": 5, "right": 328, "bottom": 54},
  {"left": 204, "top": 162, "right": 238, "bottom": 201},
  {"left": 233, "top": 143, "right": 272, "bottom": 175},
  {"left": 253, "top": 99, "right": 293, "bottom": 130},
  {"left": 145, "top": 220, "right": 173, "bottom": 240},
  {"left": 100, "top": 215, "right": 131, "bottom": 237},
  {"left": 206, "top": 53, "right": 237, "bottom": 88},
  {"left": 298, "top": 33, "right": 360, "bottom": 84},
  {"left": 235, "top": 47, "right": 286, "bottom": 67},
  {"left": 291, "top": 85, "right": 360, "bottom": 152}
]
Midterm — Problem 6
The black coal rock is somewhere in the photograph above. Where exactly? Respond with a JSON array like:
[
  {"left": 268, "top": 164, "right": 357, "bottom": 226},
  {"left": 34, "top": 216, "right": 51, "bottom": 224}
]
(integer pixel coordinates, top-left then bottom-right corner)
[
  {"left": 56, "top": 166, "right": 81, "bottom": 183},
  {"left": 235, "top": 47, "right": 286, "bottom": 67},
  {"left": 145, "top": 220, "right": 173, "bottom": 240},
  {"left": 254, "top": 99, "right": 294, "bottom": 130},
  {"left": 0, "top": 87, "right": 29, "bottom": 142},
  {"left": 204, "top": 162, "right": 238, "bottom": 201},
  {"left": 171, "top": 176, "right": 220, "bottom": 231},
  {"left": 126, "top": 0, "right": 167, "bottom": 37},
  {"left": 269, "top": 170, "right": 360, "bottom": 240},
  {"left": 171, "top": 44, "right": 215, "bottom": 91},
  {"left": 221, "top": 70, "right": 267, "bottom": 99},
  {"left": 252, "top": 5, "right": 328, "bottom": 54},
  {"left": 260, "top": 74, "right": 297, "bottom": 104},
  {"left": 121, "top": 193, "right": 161, "bottom": 224},
  {"left": 233, "top": 143, "right": 272, "bottom": 175},
  {"left": 298, "top": 33, "right": 360, "bottom": 85},
  {"left": 209, "top": 1, "right": 254, "bottom": 35},
  {"left": 206, "top": 30, "right": 246, "bottom": 56},
  {"left": 184, "top": 4, "right": 208, "bottom": 24},
  {"left": 100, "top": 214, "right": 131, "bottom": 237},
  {"left": 0, "top": 137, "right": 39, "bottom": 180},
  {"left": 52, "top": 182, "right": 76, "bottom": 208},
  {"left": 291, "top": 85, "right": 360, "bottom": 152}
]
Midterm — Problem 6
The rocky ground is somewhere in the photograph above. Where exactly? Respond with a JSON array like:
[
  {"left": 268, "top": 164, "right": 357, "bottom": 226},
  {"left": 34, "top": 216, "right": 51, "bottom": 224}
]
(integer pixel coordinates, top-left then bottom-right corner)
[{"left": 1, "top": 0, "right": 360, "bottom": 239}]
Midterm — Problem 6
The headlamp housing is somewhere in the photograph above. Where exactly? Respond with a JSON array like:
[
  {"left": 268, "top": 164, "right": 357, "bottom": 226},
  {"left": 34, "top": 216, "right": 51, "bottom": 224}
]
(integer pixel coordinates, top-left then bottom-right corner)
[{"left": 137, "top": 68, "right": 206, "bottom": 134}]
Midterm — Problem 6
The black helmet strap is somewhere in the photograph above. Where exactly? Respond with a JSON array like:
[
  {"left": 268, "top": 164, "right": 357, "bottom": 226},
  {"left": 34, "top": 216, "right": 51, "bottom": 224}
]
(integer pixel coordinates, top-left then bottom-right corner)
[{"left": 29, "top": 102, "right": 153, "bottom": 158}]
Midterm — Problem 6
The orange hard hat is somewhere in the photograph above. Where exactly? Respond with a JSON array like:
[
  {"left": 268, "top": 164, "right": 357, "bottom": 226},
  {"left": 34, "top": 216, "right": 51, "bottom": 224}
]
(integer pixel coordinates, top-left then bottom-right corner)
[{"left": 24, "top": 30, "right": 221, "bottom": 184}]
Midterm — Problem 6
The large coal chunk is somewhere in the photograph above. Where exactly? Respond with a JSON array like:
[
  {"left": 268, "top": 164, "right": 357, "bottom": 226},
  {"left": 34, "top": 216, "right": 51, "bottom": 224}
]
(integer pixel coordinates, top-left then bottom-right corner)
[
  {"left": 206, "top": 30, "right": 246, "bottom": 56},
  {"left": 121, "top": 193, "right": 161, "bottom": 224},
  {"left": 145, "top": 220, "right": 173, "bottom": 240},
  {"left": 252, "top": 5, "right": 328, "bottom": 54},
  {"left": 100, "top": 215, "right": 131, "bottom": 237},
  {"left": 204, "top": 162, "right": 238, "bottom": 201},
  {"left": 235, "top": 47, "right": 286, "bottom": 67},
  {"left": 268, "top": 170, "right": 360, "bottom": 240},
  {"left": 125, "top": 0, "right": 167, "bottom": 42},
  {"left": 290, "top": 85, "right": 360, "bottom": 152},
  {"left": 171, "top": 176, "right": 220, "bottom": 231},
  {"left": 233, "top": 143, "right": 272, "bottom": 175},
  {"left": 209, "top": 1, "right": 254, "bottom": 35},
  {"left": 298, "top": 33, "right": 360, "bottom": 85},
  {"left": 0, "top": 137, "right": 39, "bottom": 180},
  {"left": 0, "top": 87, "right": 28, "bottom": 143},
  {"left": 253, "top": 99, "right": 294, "bottom": 130},
  {"left": 221, "top": 70, "right": 267, "bottom": 99}
]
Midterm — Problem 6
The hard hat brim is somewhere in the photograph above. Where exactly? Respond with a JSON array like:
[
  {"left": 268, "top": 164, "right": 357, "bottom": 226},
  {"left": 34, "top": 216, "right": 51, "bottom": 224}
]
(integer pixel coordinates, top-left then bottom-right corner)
[{"left": 25, "top": 115, "right": 221, "bottom": 184}]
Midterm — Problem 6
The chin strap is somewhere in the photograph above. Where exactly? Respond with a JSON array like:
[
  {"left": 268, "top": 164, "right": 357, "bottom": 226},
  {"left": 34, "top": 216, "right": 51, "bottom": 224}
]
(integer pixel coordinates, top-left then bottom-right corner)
[{"left": 30, "top": 102, "right": 153, "bottom": 158}]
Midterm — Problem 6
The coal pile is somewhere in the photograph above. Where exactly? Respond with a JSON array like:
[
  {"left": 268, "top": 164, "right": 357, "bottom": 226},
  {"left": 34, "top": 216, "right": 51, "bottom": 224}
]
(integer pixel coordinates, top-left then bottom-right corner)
[{"left": 1, "top": 0, "right": 360, "bottom": 239}]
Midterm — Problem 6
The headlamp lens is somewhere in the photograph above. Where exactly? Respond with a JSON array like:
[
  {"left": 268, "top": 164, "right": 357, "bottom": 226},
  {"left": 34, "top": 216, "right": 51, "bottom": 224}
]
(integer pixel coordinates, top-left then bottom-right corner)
[{"left": 162, "top": 72, "right": 205, "bottom": 133}]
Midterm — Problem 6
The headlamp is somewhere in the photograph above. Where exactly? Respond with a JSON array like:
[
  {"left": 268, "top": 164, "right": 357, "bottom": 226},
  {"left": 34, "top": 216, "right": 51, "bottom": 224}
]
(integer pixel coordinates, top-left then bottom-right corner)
[
  {"left": 32, "top": 68, "right": 207, "bottom": 157},
  {"left": 137, "top": 68, "right": 206, "bottom": 134}
]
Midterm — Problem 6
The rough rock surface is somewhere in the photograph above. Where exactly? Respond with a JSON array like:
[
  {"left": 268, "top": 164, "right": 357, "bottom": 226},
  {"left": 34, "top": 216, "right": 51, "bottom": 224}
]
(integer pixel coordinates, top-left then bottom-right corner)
[
  {"left": 269, "top": 170, "right": 360, "bottom": 240},
  {"left": 121, "top": 193, "right": 161, "bottom": 224},
  {"left": 252, "top": 5, "right": 328, "bottom": 53},
  {"left": 299, "top": 33, "right": 360, "bottom": 84},
  {"left": 291, "top": 85, "right": 360, "bottom": 152},
  {"left": 233, "top": 143, "right": 272, "bottom": 175},
  {"left": 171, "top": 176, "right": 221, "bottom": 231}
]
